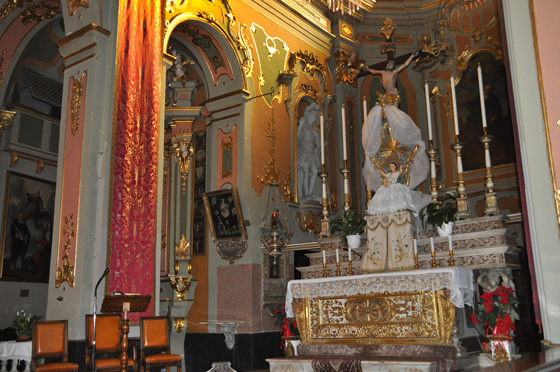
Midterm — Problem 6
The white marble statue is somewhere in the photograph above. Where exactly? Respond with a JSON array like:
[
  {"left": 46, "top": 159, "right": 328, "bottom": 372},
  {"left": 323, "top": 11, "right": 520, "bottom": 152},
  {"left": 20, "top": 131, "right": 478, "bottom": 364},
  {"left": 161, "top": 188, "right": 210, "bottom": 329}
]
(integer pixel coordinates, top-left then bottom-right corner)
[{"left": 297, "top": 103, "right": 322, "bottom": 202}]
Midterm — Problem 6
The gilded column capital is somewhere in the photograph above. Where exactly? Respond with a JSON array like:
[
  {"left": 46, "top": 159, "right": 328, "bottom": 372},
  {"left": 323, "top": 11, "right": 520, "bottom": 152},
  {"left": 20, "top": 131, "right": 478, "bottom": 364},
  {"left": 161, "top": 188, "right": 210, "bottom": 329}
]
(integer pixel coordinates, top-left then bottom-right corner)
[{"left": 0, "top": 110, "right": 16, "bottom": 140}]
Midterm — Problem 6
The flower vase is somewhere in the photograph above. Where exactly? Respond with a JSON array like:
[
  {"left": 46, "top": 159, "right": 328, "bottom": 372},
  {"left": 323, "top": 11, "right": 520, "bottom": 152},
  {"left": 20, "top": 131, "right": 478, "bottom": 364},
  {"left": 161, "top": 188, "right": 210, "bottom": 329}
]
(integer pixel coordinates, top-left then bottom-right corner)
[
  {"left": 346, "top": 234, "right": 361, "bottom": 249},
  {"left": 490, "top": 335, "right": 515, "bottom": 364},
  {"left": 285, "top": 336, "right": 300, "bottom": 356},
  {"left": 437, "top": 222, "right": 454, "bottom": 237}
]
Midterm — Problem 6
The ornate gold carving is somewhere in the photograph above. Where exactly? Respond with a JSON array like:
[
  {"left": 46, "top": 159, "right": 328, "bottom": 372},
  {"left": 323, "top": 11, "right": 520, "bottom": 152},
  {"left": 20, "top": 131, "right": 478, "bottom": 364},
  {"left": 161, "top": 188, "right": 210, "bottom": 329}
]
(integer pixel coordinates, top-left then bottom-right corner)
[
  {"left": 222, "top": 136, "right": 233, "bottom": 178},
  {"left": 296, "top": 211, "right": 320, "bottom": 234},
  {"left": 0, "top": 0, "right": 28, "bottom": 23},
  {"left": 333, "top": 50, "right": 365, "bottom": 85},
  {"left": 9, "top": 152, "right": 19, "bottom": 168},
  {"left": 173, "top": 317, "right": 186, "bottom": 333},
  {"left": 55, "top": 214, "right": 76, "bottom": 288},
  {"left": 71, "top": 74, "right": 84, "bottom": 136},
  {"left": 170, "top": 276, "right": 191, "bottom": 301},
  {"left": 283, "top": 169, "right": 293, "bottom": 199},
  {"left": 0, "top": 110, "right": 16, "bottom": 139},
  {"left": 286, "top": 50, "right": 327, "bottom": 78},
  {"left": 175, "top": 234, "right": 190, "bottom": 260},
  {"left": 296, "top": 83, "right": 321, "bottom": 104},
  {"left": 68, "top": 0, "right": 89, "bottom": 16},
  {"left": 346, "top": 298, "right": 391, "bottom": 323},
  {"left": 21, "top": 2, "right": 59, "bottom": 25},
  {"left": 257, "top": 115, "right": 280, "bottom": 186},
  {"left": 172, "top": 139, "right": 194, "bottom": 191},
  {"left": 471, "top": 28, "right": 484, "bottom": 43},
  {"left": 381, "top": 18, "right": 396, "bottom": 40},
  {"left": 0, "top": 49, "right": 6, "bottom": 88},
  {"left": 341, "top": 23, "right": 353, "bottom": 38},
  {"left": 35, "top": 160, "right": 45, "bottom": 174}
]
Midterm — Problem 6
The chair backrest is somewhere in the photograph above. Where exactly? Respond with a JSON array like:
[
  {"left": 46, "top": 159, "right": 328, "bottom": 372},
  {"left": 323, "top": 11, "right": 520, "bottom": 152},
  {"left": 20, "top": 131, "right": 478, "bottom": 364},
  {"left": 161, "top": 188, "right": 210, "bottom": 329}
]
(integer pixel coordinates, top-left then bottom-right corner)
[
  {"left": 32, "top": 320, "right": 68, "bottom": 359},
  {"left": 85, "top": 314, "right": 121, "bottom": 351},
  {"left": 140, "top": 317, "right": 170, "bottom": 350}
]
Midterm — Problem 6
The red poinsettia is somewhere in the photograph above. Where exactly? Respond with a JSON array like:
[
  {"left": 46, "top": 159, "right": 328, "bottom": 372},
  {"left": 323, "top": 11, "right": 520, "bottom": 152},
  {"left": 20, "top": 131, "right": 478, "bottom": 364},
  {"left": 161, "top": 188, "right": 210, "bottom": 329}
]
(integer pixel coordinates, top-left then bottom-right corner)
[
  {"left": 272, "top": 303, "right": 299, "bottom": 353},
  {"left": 471, "top": 285, "right": 518, "bottom": 338}
]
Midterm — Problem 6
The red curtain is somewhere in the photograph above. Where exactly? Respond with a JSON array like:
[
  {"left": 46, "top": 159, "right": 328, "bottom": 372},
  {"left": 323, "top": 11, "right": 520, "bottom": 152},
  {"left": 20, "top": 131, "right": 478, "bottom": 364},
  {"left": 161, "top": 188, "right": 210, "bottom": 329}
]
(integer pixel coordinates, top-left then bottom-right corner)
[{"left": 109, "top": 0, "right": 162, "bottom": 320}]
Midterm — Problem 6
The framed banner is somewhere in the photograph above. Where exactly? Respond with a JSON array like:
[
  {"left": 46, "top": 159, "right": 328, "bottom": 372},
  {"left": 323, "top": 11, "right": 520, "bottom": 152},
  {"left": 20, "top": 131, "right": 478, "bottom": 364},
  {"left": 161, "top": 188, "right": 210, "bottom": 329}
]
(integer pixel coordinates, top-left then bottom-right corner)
[
  {"left": 203, "top": 188, "right": 246, "bottom": 243},
  {"left": 1, "top": 171, "right": 56, "bottom": 282}
]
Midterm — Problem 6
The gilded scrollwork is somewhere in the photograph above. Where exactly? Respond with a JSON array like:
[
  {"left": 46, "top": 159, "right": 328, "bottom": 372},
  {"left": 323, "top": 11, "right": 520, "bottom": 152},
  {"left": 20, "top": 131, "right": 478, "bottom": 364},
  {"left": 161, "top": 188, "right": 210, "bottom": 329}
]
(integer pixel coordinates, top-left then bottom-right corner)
[
  {"left": 20, "top": 2, "right": 59, "bottom": 25},
  {"left": 9, "top": 152, "right": 19, "bottom": 168},
  {"left": 286, "top": 50, "right": 327, "bottom": 78},
  {"left": 172, "top": 139, "right": 194, "bottom": 191},
  {"left": 71, "top": 74, "right": 84, "bottom": 136},
  {"left": 55, "top": 214, "right": 76, "bottom": 288},
  {"left": 257, "top": 115, "right": 280, "bottom": 186},
  {"left": 68, "top": 0, "right": 89, "bottom": 16},
  {"left": 296, "top": 83, "right": 321, "bottom": 105},
  {"left": 173, "top": 317, "right": 186, "bottom": 332},
  {"left": 0, "top": 110, "right": 16, "bottom": 139},
  {"left": 175, "top": 234, "right": 190, "bottom": 260}
]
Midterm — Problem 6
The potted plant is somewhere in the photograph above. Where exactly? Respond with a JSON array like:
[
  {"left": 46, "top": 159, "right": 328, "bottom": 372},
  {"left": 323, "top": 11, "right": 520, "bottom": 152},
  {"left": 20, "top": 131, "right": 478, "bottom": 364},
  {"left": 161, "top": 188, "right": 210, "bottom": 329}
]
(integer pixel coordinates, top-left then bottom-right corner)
[
  {"left": 330, "top": 208, "right": 366, "bottom": 248},
  {"left": 13, "top": 310, "right": 41, "bottom": 341},
  {"left": 419, "top": 193, "right": 457, "bottom": 236},
  {"left": 273, "top": 303, "right": 300, "bottom": 356}
]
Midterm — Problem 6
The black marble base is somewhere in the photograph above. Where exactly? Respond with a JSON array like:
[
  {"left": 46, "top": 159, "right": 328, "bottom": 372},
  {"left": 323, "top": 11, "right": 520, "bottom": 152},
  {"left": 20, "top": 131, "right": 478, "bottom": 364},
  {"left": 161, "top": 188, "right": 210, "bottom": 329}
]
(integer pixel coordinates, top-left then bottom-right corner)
[
  {"left": 298, "top": 344, "right": 458, "bottom": 358},
  {"left": 185, "top": 331, "right": 282, "bottom": 372}
]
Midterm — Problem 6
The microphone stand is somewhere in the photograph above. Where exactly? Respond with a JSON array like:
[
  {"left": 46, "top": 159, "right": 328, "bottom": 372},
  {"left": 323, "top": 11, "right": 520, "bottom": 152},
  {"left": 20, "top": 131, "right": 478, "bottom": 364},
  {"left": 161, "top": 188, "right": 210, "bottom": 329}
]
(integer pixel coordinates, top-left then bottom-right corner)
[{"left": 92, "top": 267, "right": 109, "bottom": 371}]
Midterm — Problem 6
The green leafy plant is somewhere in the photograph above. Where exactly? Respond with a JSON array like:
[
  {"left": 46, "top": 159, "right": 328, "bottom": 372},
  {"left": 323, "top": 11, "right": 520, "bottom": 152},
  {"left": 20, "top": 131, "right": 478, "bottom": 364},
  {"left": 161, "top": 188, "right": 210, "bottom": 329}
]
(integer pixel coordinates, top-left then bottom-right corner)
[
  {"left": 330, "top": 208, "right": 366, "bottom": 246},
  {"left": 13, "top": 310, "right": 41, "bottom": 337},
  {"left": 470, "top": 285, "right": 518, "bottom": 338},
  {"left": 419, "top": 193, "right": 457, "bottom": 230},
  {"left": 273, "top": 303, "right": 299, "bottom": 353}
]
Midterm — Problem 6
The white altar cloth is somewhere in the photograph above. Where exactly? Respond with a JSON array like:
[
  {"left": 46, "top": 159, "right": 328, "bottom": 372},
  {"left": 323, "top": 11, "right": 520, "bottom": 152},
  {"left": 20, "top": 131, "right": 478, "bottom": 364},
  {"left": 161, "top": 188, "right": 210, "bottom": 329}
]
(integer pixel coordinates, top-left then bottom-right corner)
[
  {"left": 286, "top": 267, "right": 474, "bottom": 318},
  {"left": 0, "top": 340, "right": 31, "bottom": 372}
]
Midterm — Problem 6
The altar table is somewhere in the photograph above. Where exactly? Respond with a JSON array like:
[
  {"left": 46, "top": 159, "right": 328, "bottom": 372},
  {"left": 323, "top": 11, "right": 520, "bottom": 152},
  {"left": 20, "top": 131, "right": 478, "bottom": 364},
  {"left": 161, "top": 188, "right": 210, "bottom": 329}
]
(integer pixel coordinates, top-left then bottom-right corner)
[
  {"left": 0, "top": 340, "right": 31, "bottom": 372},
  {"left": 286, "top": 267, "right": 474, "bottom": 346}
]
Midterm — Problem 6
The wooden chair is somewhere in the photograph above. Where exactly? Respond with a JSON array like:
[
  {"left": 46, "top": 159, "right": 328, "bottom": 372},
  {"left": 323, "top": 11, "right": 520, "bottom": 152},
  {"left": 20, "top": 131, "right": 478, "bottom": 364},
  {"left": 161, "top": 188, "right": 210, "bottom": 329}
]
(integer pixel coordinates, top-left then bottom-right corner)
[
  {"left": 31, "top": 320, "right": 78, "bottom": 372},
  {"left": 85, "top": 314, "right": 137, "bottom": 371},
  {"left": 139, "top": 317, "right": 182, "bottom": 372}
]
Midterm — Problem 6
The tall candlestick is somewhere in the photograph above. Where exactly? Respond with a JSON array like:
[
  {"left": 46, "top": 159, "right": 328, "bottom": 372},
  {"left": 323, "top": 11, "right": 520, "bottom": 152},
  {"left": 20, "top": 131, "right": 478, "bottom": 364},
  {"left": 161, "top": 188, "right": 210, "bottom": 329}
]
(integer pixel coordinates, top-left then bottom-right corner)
[
  {"left": 413, "top": 239, "right": 418, "bottom": 255},
  {"left": 430, "top": 237, "right": 435, "bottom": 253},
  {"left": 431, "top": 161, "right": 436, "bottom": 179},
  {"left": 348, "top": 248, "right": 352, "bottom": 262},
  {"left": 336, "top": 248, "right": 340, "bottom": 263},
  {"left": 341, "top": 105, "right": 348, "bottom": 161},
  {"left": 320, "top": 114, "right": 325, "bottom": 165},
  {"left": 450, "top": 76, "right": 460, "bottom": 136},
  {"left": 477, "top": 64, "right": 488, "bottom": 128},
  {"left": 485, "top": 148, "right": 492, "bottom": 168},
  {"left": 323, "top": 250, "right": 326, "bottom": 264},
  {"left": 363, "top": 98, "right": 368, "bottom": 122},
  {"left": 425, "top": 82, "right": 433, "bottom": 141},
  {"left": 448, "top": 235, "right": 453, "bottom": 251}
]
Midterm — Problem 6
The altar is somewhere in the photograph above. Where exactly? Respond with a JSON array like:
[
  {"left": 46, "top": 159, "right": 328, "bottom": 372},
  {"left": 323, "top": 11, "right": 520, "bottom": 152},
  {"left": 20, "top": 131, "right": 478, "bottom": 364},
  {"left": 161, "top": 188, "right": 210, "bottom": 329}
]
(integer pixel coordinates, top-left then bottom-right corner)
[{"left": 286, "top": 267, "right": 474, "bottom": 347}]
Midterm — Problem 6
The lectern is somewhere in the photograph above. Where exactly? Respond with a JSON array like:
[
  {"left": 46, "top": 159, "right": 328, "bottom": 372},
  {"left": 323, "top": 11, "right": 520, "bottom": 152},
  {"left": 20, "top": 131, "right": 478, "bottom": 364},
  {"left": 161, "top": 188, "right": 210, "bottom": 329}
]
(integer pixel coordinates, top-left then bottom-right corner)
[{"left": 101, "top": 294, "right": 151, "bottom": 372}]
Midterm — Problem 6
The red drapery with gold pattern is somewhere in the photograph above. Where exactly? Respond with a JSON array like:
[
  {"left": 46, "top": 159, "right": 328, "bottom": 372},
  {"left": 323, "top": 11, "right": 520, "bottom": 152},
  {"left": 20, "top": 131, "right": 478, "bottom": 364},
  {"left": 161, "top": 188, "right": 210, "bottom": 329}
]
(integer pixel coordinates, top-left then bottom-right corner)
[{"left": 108, "top": 0, "right": 162, "bottom": 320}]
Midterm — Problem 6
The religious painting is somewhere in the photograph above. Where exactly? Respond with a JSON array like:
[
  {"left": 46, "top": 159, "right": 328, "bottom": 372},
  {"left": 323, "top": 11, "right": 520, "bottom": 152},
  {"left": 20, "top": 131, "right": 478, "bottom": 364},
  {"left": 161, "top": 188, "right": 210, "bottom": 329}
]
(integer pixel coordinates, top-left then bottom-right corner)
[
  {"left": 456, "top": 52, "right": 516, "bottom": 171},
  {"left": 1, "top": 172, "right": 56, "bottom": 282},
  {"left": 192, "top": 131, "right": 207, "bottom": 255},
  {"left": 203, "top": 188, "right": 247, "bottom": 243}
]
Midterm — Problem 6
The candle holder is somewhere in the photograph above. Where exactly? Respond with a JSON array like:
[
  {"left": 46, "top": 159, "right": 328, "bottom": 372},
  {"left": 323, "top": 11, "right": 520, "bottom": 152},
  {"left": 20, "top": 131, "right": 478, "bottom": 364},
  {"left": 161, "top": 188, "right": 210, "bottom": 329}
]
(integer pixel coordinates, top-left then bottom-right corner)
[
  {"left": 414, "top": 253, "right": 419, "bottom": 269},
  {"left": 348, "top": 260, "right": 353, "bottom": 276},
  {"left": 427, "top": 143, "right": 440, "bottom": 203},
  {"left": 480, "top": 134, "right": 499, "bottom": 216},
  {"left": 340, "top": 160, "right": 351, "bottom": 212},
  {"left": 449, "top": 249, "right": 455, "bottom": 267},
  {"left": 319, "top": 167, "right": 331, "bottom": 238},
  {"left": 323, "top": 262, "right": 328, "bottom": 277},
  {"left": 451, "top": 141, "right": 470, "bottom": 219},
  {"left": 336, "top": 261, "right": 341, "bottom": 277},
  {"left": 431, "top": 251, "right": 437, "bottom": 268}
]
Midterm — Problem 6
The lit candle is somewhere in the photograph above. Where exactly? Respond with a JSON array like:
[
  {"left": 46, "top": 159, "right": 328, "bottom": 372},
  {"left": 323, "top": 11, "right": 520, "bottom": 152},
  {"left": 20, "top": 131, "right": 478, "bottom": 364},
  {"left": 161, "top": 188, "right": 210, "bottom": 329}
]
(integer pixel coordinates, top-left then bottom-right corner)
[
  {"left": 363, "top": 98, "right": 368, "bottom": 122},
  {"left": 448, "top": 235, "right": 453, "bottom": 252},
  {"left": 348, "top": 248, "right": 352, "bottom": 262},
  {"left": 341, "top": 105, "right": 348, "bottom": 161},
  {"left": 413, "top": 239, "right": 418, "bottom": 255},
  {"left": 425, "top": 82, "right": 433, "bottom": 141},
  {"left": 477, "top": 64, "right": 488, "bottom": 128},
  {"left": 320, "top": 114, "right": 325, "bottom": 165},
  {"left": 430, "top": 237, "right": 435, "bottom": 253},
  {"left": 450, "top": 76, "right": 460, "bottom": 137},
  {"left": 336, "top": 248, "right": 340, "bottom": 263},
  {"left": 323, "top": 250, "right": 326, "bottom": 264}
]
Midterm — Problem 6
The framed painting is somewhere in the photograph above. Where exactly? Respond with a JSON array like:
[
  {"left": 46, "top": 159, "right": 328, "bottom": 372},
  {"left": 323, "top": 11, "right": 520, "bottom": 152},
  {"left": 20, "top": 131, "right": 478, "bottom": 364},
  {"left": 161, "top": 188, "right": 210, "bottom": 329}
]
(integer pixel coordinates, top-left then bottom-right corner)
[
  {"left": 1, "top": 171, "right": 56, "bottom": 282},
  {"left": 202, "top": 188, "right": 247, "bottom": 243}
]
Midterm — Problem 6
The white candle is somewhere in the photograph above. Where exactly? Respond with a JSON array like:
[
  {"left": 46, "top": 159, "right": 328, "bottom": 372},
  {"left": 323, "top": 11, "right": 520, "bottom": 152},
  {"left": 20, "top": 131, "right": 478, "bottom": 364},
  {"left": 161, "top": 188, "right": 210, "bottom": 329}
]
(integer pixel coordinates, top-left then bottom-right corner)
[
  {"left": 457, "top": 154, "right": 463, "bottom": 174},
  {"left": 348, "top": 248, "right": 352, "bottom": 262},
  {"left": 430, "top": 237, "right": 435, "bottom": 253},
  {"left": 343, "top": 178, "right": 349, "bottom": 195},
  {"left": 341, "top": 105, "right": 348, "bottom": 161},
  {"left": 485, "top": 148, "right": 492, "bottom": 168},
  {"left": 320, "top": 114, "right": 325, "bottom": 165},
  {"left": 413, "top": 239, "right": 418, "bottom": 255},
  {"left": 336, "top": 248, "right": 340, "bottom": 263},
  {"left": 450, "top": 76, "right": 460, "bottom": 137},
  {"left": 477, "top": 64, "right": 488, "bottom": 128},
  {"left": 431, "top": 161, "right": 436, "bottom": 179},
  {"left": 425, "top": 82, "right": 433, "bottom": 141},
  {"left": 363, "top": 98, "right": 368, "bottom": 122},
  {"left": 323, "top": 250, "right": 326, "bottom": 264},
  {"left": 448, "top": 235, "right": 453, "bottom": 251}
]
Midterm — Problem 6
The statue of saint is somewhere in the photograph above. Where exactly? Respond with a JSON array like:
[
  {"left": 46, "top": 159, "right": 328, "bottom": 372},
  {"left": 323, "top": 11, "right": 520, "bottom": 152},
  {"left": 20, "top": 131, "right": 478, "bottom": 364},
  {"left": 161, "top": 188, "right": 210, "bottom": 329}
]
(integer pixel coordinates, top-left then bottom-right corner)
[{"left": 297, "top": 103, "right": 322, "bottom": 202}]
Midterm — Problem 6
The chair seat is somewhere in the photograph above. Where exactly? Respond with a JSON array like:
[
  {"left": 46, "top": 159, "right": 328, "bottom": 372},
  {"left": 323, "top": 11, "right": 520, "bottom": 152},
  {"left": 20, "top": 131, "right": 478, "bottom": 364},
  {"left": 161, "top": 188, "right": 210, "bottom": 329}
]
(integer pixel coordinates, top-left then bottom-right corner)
[
  {"left": 96, "top": 357, "right": 136, "bottom": 369},
  {"left": 35, "top": 362, "right": 79, "bottom": 372},
  {"left": 145, "top": 353, "right": 182, "bottom": 364}
]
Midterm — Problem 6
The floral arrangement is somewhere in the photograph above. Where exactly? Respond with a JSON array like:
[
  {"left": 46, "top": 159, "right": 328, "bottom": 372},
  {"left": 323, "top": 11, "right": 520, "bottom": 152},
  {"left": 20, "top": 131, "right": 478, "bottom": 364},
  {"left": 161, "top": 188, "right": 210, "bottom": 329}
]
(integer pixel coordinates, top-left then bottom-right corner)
[
  {"left": 13, "top": 310, "right": 41, "bottom": 338},
  {"left": 273, "top": 303, "right": 299, "bottom": 353},
  {"left": 470, "top": 285, "right": 518, "bottom": 338}
]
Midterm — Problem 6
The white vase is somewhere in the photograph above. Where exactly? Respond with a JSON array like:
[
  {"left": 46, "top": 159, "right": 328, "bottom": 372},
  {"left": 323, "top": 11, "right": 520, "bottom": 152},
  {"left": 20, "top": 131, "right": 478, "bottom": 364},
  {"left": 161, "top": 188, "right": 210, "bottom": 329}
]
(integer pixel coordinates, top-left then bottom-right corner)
[
  {"left": 437, "top": 222, "right": 454, "bottom": 237},
  {"left": 285, "top": 337, "right": 300, "bottom": 356},
  {"left": 346, "top": 234, "right": 361, "bottom": 249}
]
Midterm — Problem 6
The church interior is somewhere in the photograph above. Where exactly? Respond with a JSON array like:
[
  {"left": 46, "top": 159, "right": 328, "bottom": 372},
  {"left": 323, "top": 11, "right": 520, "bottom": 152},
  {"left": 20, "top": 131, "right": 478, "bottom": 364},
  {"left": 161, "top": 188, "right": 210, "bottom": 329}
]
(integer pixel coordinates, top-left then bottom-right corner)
[{"left": 0, "top": 0, "right": 559, "bottom": 371}]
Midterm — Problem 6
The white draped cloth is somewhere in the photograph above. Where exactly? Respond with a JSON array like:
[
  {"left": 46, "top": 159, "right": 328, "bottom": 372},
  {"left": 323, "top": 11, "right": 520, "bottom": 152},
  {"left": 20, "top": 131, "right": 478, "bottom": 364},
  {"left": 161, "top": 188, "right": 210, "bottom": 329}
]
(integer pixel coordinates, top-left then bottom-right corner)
[{"left": 285, "top": 267, "right": 474, "bottom": 318}]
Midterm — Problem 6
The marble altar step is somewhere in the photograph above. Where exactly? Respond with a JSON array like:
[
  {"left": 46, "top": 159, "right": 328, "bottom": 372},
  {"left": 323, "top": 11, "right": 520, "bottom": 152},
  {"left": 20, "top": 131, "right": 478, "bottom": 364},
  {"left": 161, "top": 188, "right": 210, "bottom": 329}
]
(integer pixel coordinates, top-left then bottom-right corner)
[{"left": 298, "top": 215, "right": 520, "bottom": 279}]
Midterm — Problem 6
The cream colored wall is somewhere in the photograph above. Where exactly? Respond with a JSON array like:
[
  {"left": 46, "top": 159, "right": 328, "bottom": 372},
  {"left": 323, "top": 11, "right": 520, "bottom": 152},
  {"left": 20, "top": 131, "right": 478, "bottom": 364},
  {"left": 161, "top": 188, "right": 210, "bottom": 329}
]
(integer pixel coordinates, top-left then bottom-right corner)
[{"left": 502, "top": 0, "right": 560, "bottom": 345}]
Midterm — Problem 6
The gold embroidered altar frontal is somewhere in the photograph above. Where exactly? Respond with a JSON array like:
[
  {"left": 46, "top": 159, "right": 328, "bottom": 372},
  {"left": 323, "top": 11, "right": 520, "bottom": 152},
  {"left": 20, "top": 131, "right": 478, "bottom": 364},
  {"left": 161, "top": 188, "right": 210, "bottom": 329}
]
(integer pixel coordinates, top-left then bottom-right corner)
[{"left": 286, "top": 267, "right": 474, "bottom": 346}]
